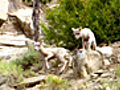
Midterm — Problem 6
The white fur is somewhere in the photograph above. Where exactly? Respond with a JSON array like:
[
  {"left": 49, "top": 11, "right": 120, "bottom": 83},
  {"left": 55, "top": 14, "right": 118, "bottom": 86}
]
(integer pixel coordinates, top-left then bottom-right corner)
[{"left": 72, "top": 27, "right": 97, "bottom": 50}]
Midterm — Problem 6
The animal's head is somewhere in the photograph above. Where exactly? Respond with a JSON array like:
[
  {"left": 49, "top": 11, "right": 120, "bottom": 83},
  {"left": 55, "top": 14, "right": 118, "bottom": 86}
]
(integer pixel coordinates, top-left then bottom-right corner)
[
  {"left": 34, "top": 40, "right": 43, "bottom": 51},
  {"left": 71, "top": 27, "right": 82, "bottom": 39},
  {"left": 34, "top": 42, "right": 40, "bottom": 51}
]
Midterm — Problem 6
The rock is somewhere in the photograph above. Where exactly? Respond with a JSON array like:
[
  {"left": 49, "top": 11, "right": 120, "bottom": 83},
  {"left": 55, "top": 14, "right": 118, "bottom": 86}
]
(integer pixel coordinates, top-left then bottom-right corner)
[
  {"left": 0, "top": 47, "right": 28, "bottom": 60},
  {"left": 0, "top": 41, "right": 25, "bottom": 46},
  {"left": 73, "top": 49, "right": 103, "bottom": 78},
  {"left": 103, "top": 59, "right": 110, "bottom": 66},
  {"left": 0, "top": 0, "right": 9, "bottom": 26},
  {"left": 0, "top": 77, "right": 7, "bottom": 85},
  {"left": 117, "top": 54, "right": 120, "bottom": 63},
  {"left": 0, "top": 35, "right": 31, "bottom": 46},
  {"left": 91, "top": 73, "right": 99, "bottom": 78},
  {"left": 0, "top": 74, "right": 8, "bottom": 85},
  {"left": 0, "top": 84, "right": 15, "bottom": 90},
  {"left": 0, "top": 74, "right": 15, "bottom": 90},
  {"left": 101, "top": 73, "right": 111, "bottom": 78},
  {"left": 105, "top": 86, "right": 111, "bottom": 90},
  {"left": 0, "top": 35, "right": 32, "bottom": 60},
  {"left": 8, "top": 8, "right": 33, "bottom": 39},
  {"left": 96, "top": 46, "right": 113, "bottom": 57},
  {"left": 16, "top": 75, "right": 46, "bottom": 87},
  {"left": 94, "top": 69, "right": 104, "bottom": 76}
]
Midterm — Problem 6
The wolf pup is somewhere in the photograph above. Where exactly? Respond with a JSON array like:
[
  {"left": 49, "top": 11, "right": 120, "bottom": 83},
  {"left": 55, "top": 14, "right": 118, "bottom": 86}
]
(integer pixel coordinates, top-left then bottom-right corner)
[
  {"left": 34, "top": 40, "right": 72, "bottom": 74},
  {"left": 72, "top": 27, "right": 97, "bottom": 50}
]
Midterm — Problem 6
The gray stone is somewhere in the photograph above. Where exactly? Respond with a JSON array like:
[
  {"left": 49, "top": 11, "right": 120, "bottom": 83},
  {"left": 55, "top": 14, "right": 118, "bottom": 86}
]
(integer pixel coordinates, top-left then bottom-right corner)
[
  {"left": 73, "top": 49, "right": 103, "bottom": 78},
  {"left": 0, "top": 35, "right": 31, "bottom": 46},
  {"left": 16, "top": 75, "right": 46, "bottom": 87},
  {"left": 103, "top": 59, "right": 110, "bottom": 66},
  {"left": 0, "top": 78, "right": 7, "bottom": 85},
  {"left": 96, "top": 46, "right": 113, "bottom": 57},
  {"left": 0, "top": 84, "right": 15, "bottom": 90},
  {"left": 8, "top": 8, "right": 33, "bottom": 39}
]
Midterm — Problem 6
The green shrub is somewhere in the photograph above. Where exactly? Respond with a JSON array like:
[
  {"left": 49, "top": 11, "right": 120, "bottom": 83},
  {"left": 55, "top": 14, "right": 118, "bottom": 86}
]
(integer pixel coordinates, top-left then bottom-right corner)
[
  {"left": 0, "top": 49, "right": 41, "bottom": 84},
  {"left": 42, "top": 0, "right": 120, "bottom": 49},
  {"left": 0, "top": 60, "right": 23, "bottom": 83},
  {"left": 14, "top": 49, "right": 41, "bottom": 70}
]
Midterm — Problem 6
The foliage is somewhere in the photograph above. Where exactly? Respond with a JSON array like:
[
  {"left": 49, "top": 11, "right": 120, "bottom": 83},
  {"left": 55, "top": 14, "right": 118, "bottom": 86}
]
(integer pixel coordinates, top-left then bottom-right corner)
[
  {"left": 14, "top": 48, "right": 41, "bottom": 70},
  {"left": 111, "top": 65, "right": 120, "bottom": 90},
  {"left": 43, "top": 0, "right": 120, "bottom": 49},
  {"left": 39, "top": 0, "right": 52, "bottom": 4},
  {"left": 114, "top": 82, "right": 120, "bottom": 90},
  {"left": 45, "top": 74, "right": 70, "bottom": 90},
  {"left": 108, "top": 81, "right": 120, "bottom": 90},
  {"left": 0, "top": 48, "right": 41, "bottom": 84},
  {"left": 22, "top": 0, "right": 31, "bottom": 3},
  {"left": 0, "top": 60, "right": 23, "bottom": 83},
  {"left": 115, "top": 64, "right": 120, "bottom": 76}
]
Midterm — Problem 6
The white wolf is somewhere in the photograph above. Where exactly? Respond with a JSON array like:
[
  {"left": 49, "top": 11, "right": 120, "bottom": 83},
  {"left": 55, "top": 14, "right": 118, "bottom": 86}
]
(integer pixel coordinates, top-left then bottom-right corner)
[{"left": 72, "top": 27, "right": 97, "bottom": 50}]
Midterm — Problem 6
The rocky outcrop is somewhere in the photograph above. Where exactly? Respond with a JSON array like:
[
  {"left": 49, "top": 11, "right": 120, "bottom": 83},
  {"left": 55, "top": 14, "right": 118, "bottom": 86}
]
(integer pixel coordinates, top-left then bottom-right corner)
[
  {"left": 0, "top": 0, "right": 9, "bottom": 26},
  {"left": 96, "top": 46, "right": 113, "bottom": 57},
  {"left": 18, "top": 75, "right": 46, "bottom": 86},
  {"left": 0, "top": 0, "right": 34, "bottom": 39},
  {"left": 0, "top": 74, "right": 15, "bottom": 90},
  {"left": 72, "top": 46, "right": 114, "bottom": 78},
  {"left": 8, "top": 8, "right": 33, "bottom": 39},
  {"left": 0, "top": 35, "right": 34, "bottom": 60},
  {"left": 0, "top": 35, "right": 31, "bottom": 46},
  {"left": 73, "top": 49, "right": 103, "bottom": 78},
  {"left": 0, "top": 0, "right": 36, "bottom": 60}
]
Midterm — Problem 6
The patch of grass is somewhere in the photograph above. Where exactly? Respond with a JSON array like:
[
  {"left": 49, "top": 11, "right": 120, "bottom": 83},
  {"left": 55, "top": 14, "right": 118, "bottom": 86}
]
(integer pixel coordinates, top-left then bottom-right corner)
[
  {"left": 115, "top": 65, "right": 120, "bottom": 75},
  {"left": 115, "top": 82, "right": 120, "bottom": 90},
  {"left": 45, "top": 74, "right": 70, "bottom": 90},
  {"left": 0, "top": 48, "right": 42, "bottom": 84},
  {"left": 108, "top": 81, "right": 120, "bottom": 90},
  {"left": 107, "top": 65, "right": 120, "bottom": 90},
  {"left": 0, "top": 60, "right": 23, "bottom": 83}
]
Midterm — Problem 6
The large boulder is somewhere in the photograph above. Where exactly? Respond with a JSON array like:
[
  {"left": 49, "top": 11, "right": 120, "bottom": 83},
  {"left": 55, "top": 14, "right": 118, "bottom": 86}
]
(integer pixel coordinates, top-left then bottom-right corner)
[
  {"left": 8, "top": 8, "right": 33, "bottom": 39},
  {"left": 0, "top": 0, "right": 9, "bottom": 26},
  {"left": 96, "top": 46, "right": 113, "bottom": 57},
  {"left": 73, "top": 49, "right": 103, "bottom": 78},
  {"left": 0, "top": 35, "right": 32, "bottom": 60}
]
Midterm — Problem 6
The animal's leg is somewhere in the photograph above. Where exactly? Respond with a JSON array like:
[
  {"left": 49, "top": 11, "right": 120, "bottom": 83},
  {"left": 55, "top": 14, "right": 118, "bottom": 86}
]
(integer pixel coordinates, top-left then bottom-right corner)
[
  {"left": 41, "top": 61, "right": 46, "bottom": 70},
  {"left": 59, "top": 56, "right": 68, "bottom": 73},
  {"left": 92, "top": 40, "right": 97, "bottom": 50},
  {"left": 68, "top": 55, "right": 72, "bottom": 67},
  {"left": 86, "top": 41, "right": 91, "bottom": 51},
  {"left": 82, "top": 39, "right": 85, "bottom": 49},
  {"left": 64, "top": 54, "right": 72, "bottom": 67},
  {"left": 45, "top": 53, "right": 54, "bottom": 69}
]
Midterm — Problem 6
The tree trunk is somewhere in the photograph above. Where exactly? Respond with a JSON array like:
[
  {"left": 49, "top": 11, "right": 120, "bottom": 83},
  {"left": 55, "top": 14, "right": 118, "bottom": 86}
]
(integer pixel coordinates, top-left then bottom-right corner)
[{"left": 32, "top": 0, "right": 40, "bottom": 41}]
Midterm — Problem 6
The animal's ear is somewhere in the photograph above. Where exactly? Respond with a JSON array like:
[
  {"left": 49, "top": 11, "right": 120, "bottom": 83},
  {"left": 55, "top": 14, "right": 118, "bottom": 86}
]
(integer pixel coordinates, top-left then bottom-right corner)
[
  {"left": 40, "top": 40, "right": 44, "bottom": 44},
  {"left": 79, "top": 26, "right": 82, "bottom": 31},
  {"left": 71, "top": 28, "right": 75, "bottom": 31}
]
